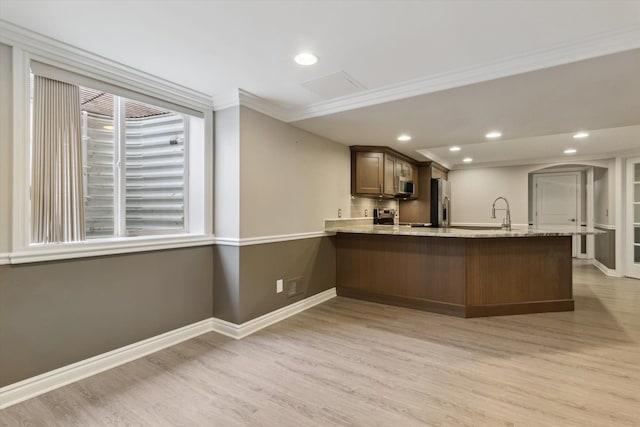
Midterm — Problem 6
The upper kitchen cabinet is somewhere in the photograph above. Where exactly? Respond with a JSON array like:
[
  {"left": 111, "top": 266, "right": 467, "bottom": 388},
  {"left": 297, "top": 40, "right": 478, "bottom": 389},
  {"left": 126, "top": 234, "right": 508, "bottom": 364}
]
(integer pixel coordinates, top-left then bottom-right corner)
[
  {"left": 351, "top": 146, "right": 419, "bottom": 199},
  {"left": 352, "top": 151, "right": 384, "bottom": 195},
  {"left": 431, "top": 164, "right": 448, "bottom": 180}
]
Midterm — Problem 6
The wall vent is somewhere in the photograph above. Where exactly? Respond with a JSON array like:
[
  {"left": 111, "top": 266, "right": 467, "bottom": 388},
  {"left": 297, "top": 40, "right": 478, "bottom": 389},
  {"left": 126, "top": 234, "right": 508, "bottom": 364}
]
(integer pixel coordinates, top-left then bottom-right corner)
[{"left": 287, "top": 276, "right": 305, "bottom": 298}]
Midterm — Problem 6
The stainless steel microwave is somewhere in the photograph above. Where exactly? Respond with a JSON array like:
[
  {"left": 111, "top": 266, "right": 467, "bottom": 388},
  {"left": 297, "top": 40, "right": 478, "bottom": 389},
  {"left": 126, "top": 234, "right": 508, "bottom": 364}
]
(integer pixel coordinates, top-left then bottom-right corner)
[{"left": 396, "top": 176, "right": 415, "bottom": 196}]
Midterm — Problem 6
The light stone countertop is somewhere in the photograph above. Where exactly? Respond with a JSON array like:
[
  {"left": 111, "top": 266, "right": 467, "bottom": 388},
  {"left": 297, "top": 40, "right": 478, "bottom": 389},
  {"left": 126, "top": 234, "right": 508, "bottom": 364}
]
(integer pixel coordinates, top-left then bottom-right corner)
[{"left": 324, "top": 223, "right": 601, "bottom": 238}]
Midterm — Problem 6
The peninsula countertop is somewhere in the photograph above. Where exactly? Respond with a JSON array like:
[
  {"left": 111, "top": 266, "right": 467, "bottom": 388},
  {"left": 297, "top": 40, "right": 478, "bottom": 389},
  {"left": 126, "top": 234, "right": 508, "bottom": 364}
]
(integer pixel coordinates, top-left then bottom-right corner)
[{"left": 325, "top": 222, "right": 599, "bottom": 238}]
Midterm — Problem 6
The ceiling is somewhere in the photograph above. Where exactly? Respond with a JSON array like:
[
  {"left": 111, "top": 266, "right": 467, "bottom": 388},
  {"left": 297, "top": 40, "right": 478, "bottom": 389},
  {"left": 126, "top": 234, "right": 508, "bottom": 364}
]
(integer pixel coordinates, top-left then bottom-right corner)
[{"left": 1, "top": 0, "right": 640, "bottom": 168}]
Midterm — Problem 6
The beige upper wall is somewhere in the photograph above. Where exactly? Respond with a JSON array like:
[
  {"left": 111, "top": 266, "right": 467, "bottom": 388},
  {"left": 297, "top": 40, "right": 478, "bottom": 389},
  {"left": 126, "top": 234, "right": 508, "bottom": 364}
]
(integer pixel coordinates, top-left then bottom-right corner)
[
  {"left": 0, "top": 43, "right": 12, "bottom": 254},
  {"left": 449, "top": 165, "right": 534, "bottom": 224},
  {"left": 239, "top": 106, "right": 351, "bottom": 238},
  {"left": 449, "top": 159, "right": 616, "bottom": 225}
]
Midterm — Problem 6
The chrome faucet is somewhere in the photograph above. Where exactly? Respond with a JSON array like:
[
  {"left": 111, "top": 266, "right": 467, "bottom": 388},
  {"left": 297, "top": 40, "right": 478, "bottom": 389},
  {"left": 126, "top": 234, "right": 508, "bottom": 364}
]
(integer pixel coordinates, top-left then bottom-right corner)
[{"left": 491, "top": 196, "right": 511, "bottom": 231}]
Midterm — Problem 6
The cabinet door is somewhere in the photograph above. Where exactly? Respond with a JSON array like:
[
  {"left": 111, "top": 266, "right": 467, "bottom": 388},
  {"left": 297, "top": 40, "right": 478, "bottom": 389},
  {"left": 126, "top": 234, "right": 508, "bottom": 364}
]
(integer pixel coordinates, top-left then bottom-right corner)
[
  {"left": 384, "top": 155, "right": 397, "bottom": 195},
  {"left": 354, "top": 152, "right": 383, "bottom": 195}
]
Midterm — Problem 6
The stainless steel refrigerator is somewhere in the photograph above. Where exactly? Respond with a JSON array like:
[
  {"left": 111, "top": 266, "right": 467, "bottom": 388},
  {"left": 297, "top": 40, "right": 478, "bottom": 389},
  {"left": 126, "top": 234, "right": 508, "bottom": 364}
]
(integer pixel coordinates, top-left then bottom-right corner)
[{"left": 430, "top": 178, "right": 451, "bottom": 227}]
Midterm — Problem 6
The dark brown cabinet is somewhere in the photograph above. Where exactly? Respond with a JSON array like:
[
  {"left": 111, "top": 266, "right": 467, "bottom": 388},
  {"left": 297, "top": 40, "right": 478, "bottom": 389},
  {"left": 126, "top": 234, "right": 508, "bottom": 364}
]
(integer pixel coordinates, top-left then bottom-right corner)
[
  {"left": 351, "top": 146, "right": 421, "bottom": 199},
  {"left": 353, "top": 151, "right": 384, "bottom": 195}
]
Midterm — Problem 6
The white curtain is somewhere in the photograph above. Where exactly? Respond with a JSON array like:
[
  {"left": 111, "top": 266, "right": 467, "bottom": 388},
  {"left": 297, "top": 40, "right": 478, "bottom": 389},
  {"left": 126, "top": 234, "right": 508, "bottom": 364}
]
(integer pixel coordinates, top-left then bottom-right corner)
[{"left": 31, "top": 75, "right": 85, "bottom": 243}]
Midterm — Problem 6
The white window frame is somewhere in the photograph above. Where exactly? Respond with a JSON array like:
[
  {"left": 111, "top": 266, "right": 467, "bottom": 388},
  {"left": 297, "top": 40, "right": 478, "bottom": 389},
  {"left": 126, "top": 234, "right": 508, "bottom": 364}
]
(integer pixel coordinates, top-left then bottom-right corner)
[{"left": 8, "top": 42, "right": 214, "bottom": 264}]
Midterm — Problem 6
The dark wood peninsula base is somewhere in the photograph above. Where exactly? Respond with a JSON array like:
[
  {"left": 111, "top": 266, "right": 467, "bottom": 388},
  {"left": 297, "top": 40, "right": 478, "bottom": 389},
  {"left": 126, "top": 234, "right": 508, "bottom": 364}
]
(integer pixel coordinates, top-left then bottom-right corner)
[{"left": 336, "top": 233, "right": 574, "bottom": 318}]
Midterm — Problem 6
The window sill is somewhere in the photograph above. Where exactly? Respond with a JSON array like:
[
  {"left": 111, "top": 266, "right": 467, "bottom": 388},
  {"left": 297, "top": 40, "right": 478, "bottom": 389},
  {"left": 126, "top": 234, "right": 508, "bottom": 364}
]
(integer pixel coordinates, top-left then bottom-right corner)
[{"left": 6, "top": 234, "right": 216, "bottom": 264}]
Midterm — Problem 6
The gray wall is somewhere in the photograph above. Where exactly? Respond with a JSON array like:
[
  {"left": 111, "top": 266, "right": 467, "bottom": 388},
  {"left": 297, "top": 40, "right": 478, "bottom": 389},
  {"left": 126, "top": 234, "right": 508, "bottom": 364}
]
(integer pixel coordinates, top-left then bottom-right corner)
[
  {"left": 213, "top": 236, "right": 336, "bottom": 324},
  {"left": 0, "top": 247, "right": 214, "bottom": 386},
  {"left": 595, "top": 227, "right": 616, "bottom": 269}
]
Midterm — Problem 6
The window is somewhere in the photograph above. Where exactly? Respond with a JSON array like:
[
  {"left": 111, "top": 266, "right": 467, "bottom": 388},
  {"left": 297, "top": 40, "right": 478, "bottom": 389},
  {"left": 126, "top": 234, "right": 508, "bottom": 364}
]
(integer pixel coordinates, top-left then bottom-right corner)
[
  {"left": 30, "top": 74, "right": 198, "bottom": 242},
  {"left": 8, "top": 46, "right": 213, "bottom": 264},
  {"left": 78, "top": 86, "right": 189, "bottom": 238}
]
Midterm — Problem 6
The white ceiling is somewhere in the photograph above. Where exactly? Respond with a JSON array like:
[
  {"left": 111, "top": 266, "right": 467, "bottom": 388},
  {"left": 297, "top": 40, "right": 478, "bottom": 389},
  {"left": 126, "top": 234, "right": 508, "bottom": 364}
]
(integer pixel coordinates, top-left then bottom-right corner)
[{"left": 1, "top": 0, "right": 640, "bottom": 168}]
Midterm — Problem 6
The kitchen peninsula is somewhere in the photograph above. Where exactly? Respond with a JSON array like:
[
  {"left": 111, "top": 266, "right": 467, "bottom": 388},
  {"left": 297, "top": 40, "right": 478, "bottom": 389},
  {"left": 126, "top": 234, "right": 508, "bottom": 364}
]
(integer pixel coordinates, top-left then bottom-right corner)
[{"left": 326, "top": 222, "right": 597, "bottom": 318}]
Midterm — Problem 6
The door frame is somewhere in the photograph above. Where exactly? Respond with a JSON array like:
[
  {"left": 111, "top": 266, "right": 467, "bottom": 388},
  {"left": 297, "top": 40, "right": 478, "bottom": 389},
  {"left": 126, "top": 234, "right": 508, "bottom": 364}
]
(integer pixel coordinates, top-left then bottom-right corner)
[
  {"left": 533, "top": 171, "right": 589, "bottom": 258},
  {"left": 625, "top": 156, "right": 640, "bottom": 279}
]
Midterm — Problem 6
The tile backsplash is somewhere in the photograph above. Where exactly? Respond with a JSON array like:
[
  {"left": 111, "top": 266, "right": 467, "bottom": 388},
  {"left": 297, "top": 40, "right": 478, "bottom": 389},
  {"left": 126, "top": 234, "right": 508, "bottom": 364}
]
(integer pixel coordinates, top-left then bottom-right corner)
[{"left": 350, "top": 197, "right": 399, "bottom": 219}]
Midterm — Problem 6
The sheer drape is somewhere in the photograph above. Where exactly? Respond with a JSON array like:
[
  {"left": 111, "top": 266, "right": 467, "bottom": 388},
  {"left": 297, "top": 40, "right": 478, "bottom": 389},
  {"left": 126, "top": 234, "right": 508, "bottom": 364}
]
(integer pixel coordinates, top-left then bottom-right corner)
[{"left": 31, "top": 76, "right": 85, "bottom": 243}]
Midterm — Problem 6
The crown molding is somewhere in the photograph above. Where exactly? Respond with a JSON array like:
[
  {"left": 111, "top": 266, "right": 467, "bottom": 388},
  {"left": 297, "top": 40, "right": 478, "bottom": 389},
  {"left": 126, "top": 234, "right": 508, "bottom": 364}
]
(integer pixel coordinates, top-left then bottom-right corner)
[
  {"left": 287, "top": 25, "right": 640, "bottom": 122},
  {"left": 447, "top": 153, "right": 624, "bottom": 171},
  {"left": 238, "top": 89, "right": 289, "bottom": 122},
  {"left": 0, "top": 20, "right": 213, "bottom": 111},
  {"left": 415, "top": 149, "right": 452, "bottom": 170},
  {"left": 211, "top": 89, "right": 241, "bottom": 111},
  {"left": 3, "top": 19, "right": 639, "bottom": 125},
  {"left": 212, "top": 88, "right": 289, "bottom": 122}
]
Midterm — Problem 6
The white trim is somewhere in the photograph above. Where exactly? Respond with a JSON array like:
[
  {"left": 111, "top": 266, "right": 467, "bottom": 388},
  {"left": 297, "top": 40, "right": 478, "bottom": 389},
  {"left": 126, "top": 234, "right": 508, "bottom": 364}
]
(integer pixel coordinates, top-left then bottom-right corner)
[
  {"left": 238, "top": 89, "right": 289, "bottom": 122},
  {"left": 592, "top": 259, "right": 622, "bottom": 277},
  {"left": 586, "top": 167, "right": 594, "bottom": 260},
  {"left": 594, "top": 223, "right": 616, "bottom": 230},
  {"left": 213, "top": 89, "right": 290, "bottom": 122},
  {"left": 0, "top": 319, "right": 212, "bottom": 410},
  {"left": 210, "top": 288, "right": 337, "bottom": 339},
  {"left": 287, "top": 25, "right": 640, "bottom": 121},
  {"left": 0, "top": 20, "right": 211, "bottom": 111},
  {"left": 8, "top": 235, "right": 215, "bottom": 264},
  {"left": 0, "top": 253, "right": 10, "bottom": 265},
  {"left": 615, "top": 157, "right": 625, "bottom": 277},
  {"left": 12, "top": 47, "right": 30, "bottom": 252},
  {"left": 214, "top": 231, "right": 334, "bottom": 247},
  {"left": 625, "top": 157, "right": 640, "bottom": 278}
]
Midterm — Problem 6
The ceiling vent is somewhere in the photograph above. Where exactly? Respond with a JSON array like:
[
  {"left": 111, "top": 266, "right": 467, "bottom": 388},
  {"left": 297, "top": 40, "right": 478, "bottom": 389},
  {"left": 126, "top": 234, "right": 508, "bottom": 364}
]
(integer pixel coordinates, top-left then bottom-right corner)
[{"left": 301, "top": 71, "right": 366, "bottom": 100}]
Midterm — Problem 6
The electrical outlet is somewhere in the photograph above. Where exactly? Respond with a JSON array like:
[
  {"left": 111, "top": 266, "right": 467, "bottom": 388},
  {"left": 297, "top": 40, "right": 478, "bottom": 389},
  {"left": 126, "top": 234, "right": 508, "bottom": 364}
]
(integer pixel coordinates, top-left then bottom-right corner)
[{"left": 276, "top": 279, "right": 283, "bottom": 293}]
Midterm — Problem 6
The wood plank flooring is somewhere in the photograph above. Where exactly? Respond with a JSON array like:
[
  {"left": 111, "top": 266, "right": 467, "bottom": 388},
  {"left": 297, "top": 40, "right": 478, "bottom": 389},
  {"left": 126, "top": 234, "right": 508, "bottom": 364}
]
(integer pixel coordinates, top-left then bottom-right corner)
[{"left": 2, "top": 261, "right": 639, "bottom": 426}]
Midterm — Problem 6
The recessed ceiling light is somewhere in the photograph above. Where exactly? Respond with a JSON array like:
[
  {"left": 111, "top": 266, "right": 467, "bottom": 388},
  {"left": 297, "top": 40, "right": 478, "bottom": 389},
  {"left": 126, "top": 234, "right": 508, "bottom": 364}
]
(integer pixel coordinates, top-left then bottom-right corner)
[
  {"left": 564, "top": 148, "right": 577, "bottom": 154},
  {"left": 573, "top": 132, "right": 589, "bottom": 139},
  {"left": 449, "top": 146, "right": 461, "bottom": 152},
  {"left": 397, "top": 134, "right": 412, "bottom": 142},
  {"left": 463, "top": 157, "right": 473, "bottom": 163},
  {"left": 103, "top": 125, "right": 114, "bottom": 130},
  {"left": 294, "top": 52, "right": 318, "bottom": 66},
  {"left": 485, "top": 131, "right": 502, "bottom": 139}
]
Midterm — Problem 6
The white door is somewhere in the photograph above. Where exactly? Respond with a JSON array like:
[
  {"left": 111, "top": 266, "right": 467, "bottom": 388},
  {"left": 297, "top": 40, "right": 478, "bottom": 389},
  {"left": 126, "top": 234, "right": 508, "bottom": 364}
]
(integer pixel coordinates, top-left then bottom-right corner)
[
  {"left": 534, "top": 172, "right": 580, "bottom": 257},
  {"left": 626, "top": 157, "right": 640, "bottom": 279}
]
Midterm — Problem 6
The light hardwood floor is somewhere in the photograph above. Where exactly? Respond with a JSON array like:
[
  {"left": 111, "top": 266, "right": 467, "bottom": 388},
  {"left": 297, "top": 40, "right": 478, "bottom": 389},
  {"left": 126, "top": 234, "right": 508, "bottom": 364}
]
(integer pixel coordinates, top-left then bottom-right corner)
[{"left": 2, "top": 261, "right": 639, "bottom": 426}]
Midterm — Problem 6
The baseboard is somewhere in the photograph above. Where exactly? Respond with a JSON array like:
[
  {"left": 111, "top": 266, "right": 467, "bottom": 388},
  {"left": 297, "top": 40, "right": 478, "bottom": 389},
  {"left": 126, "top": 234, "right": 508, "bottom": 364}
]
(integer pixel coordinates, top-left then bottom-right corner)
[
  {"left": 0, "top": 289, "right": 338, "bottom": 409},
  {"left": 211, "top": 287, "right": 337, "bottom": 339},
  {"left": 592, "top": 259, "right": 621, "bottom": 277},
  {"left": 0, "top": 318, "right": 212, "bottom": 410}
]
